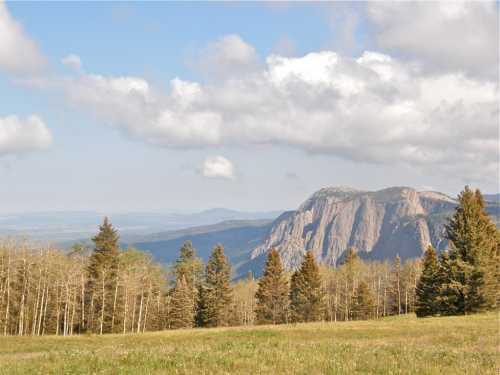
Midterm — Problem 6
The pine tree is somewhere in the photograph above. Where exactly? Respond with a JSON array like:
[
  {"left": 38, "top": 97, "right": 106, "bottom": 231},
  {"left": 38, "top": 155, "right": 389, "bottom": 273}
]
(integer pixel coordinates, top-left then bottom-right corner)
[
  {"left": 169, "top": 275, "right": 195, "bottom": 329},
  {"left": 351, "top": 281, "right": 375, "bottom": 320},
  {"left": 88, "top": 217, "right": 120, "bottom": 280},
  {"left": 255, "top": 249, "right": 289, "bottom": 325},
  {"left": 415, "top": 245, "right": 440, "bottom": 317},
  {"left": 289, "top": 251, "right": 324, "bottom": 323},
  {"left": 173, "top": 241, "right": 203, "bottom": 291},
  {"left": 441, "top": 187, "right": 500, "bottom": 314},
  {"left": 86, "top": 217, "right": 120, "bottom": 334},
  {"left": 196, "top": 244, "right": 232, "bottom": 327}
]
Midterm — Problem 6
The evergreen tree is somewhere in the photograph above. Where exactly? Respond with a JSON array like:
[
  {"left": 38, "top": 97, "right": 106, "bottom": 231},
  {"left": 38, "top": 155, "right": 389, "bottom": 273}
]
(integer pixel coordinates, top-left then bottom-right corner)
[
  {"left": 255, "top": 249, "right": 289, "bottom": 324},
  {"left": 415, "top": 245, "right": 440, "bottom": 317},
  {"left": 86, "top": 217, "right": 120, "bottom": 334},
  {"left": 289, "top": 251, "right": 324, "bottom": 322},
  {"left": 169, "top": 275, "right": 195, "bottom": 329},
  {"left": 351, "top": 281, "right": 375, "bottom": 320},
  {"left": 441, "top": 187, "right": 500, "bottom": 314},
  {"left": 196, "top": 244, "right": 232, "bottom": 327},
  {"left": 173, "top": 241, "right": 203, "bottom": 291}
]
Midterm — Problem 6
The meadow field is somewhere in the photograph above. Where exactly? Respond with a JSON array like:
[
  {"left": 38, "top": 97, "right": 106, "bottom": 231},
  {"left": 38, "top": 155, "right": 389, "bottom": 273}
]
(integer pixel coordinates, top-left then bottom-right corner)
[{"left": 0, "top": 313, "right": 498, "bottom": 374}]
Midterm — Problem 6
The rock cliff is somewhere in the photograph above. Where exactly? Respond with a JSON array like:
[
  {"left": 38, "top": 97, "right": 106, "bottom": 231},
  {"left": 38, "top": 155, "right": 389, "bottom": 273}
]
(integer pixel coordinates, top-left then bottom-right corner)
[{"left": 251, "top": 186, "right": 458, "bottom": 270}]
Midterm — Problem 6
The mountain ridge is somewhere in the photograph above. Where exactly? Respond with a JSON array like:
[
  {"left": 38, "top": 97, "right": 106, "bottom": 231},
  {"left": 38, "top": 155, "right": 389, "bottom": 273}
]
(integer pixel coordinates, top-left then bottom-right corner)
[{"left": 250, "top": 186, "right": 497, "bottom": 271}]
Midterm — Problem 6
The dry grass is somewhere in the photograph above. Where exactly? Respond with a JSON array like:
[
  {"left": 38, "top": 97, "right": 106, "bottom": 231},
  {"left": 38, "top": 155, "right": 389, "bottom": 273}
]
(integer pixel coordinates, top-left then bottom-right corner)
[{"left": 0, "top": 313, "right": 498, "bottom": 374}]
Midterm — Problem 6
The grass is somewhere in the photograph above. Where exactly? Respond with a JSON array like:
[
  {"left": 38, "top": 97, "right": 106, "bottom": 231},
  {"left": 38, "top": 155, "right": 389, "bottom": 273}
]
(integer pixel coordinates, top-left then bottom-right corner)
[{"left": 0, "top": 313, "right": 498, "bottom": 374}]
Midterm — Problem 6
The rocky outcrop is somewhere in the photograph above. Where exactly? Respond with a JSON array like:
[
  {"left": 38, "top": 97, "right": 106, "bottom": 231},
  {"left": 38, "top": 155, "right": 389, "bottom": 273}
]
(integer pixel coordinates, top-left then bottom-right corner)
[{"left": 251, "top": 186, "right": 459, "bottom": 270}]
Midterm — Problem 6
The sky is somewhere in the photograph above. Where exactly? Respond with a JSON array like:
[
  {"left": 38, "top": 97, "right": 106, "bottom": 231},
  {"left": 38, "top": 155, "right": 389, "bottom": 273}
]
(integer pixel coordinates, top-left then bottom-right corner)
[{"left": 0, "top": 1, "right": 498, "bottom": 213}]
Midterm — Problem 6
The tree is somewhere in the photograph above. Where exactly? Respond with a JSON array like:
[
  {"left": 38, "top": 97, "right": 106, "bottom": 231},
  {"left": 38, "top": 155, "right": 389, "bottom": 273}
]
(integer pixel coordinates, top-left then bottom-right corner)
[
  {"left": 169, "top": 276, "right": 195, "bottom": 329},
  {"left": 339, "top": 247, "right": 360, "bottom": 320},
  {"left": 289, "top": 251, "right": 324, "bottom": 323},
  {"left": 390, "top": 255, "right": 402, "bottom": 315},
  {"left": 196, "top": 245, "right": 232, "bottom": 327},
  {"left": 255, "top": 249, "right": 289, "bottom": 325},
  {"left": 173, "top": 241, "right": 203, "bottom": 291},
  {"left": 351, "top": 281, "right": 375, "bottom": 320},
  {"left": 415, "top": 246, "right": 440, "bottom": 317},
  {"left": 441, "top": 187, "right": 500, "bottom": 314},
  {"left": 171, "top": 241, "right": 203, "bottom": 327},
  {"left": 86, "top": 217, "right": 120, "bottom": 334}
]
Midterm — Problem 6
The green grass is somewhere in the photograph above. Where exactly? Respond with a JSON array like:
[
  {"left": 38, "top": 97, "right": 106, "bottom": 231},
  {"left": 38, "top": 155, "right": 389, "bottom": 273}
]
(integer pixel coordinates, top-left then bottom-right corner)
[{"left": 0, "top": 313, "right": 498, "bottom": 374}]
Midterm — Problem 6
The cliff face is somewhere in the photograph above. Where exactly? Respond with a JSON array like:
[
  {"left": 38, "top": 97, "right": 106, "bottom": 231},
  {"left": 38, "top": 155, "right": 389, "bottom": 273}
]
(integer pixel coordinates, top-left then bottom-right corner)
[{"left": 251, "top": 187, "right": 458, "bottom": 270}]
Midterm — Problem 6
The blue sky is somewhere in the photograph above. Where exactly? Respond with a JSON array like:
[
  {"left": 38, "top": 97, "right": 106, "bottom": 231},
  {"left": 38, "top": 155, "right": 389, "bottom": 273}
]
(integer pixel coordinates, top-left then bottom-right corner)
[{"left": 0, "top": 1, "right": 498, "bottom": 213}]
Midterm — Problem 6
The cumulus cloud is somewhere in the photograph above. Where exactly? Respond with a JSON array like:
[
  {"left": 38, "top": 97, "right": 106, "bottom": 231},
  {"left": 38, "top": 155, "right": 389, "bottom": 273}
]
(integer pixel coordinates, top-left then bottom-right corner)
[
  {"left": 62, "top": 54, "right": 82, "bottom": 72},
  {"left": 367, "top": 1, "right": 499, "bottom": 79},
  {"left": 23, "top": 35, "right": 498, "bottom": 183},
  {"left": 193, "top": 34, "right": 260, "bottom": 81},
  {"left": 202, "top": 156, "right": 234, "bottom": 179},
  {"left": 0, "top": 115, "right": 52, "bottom": 156},
  {"left": 0, "top": 0, "right": 46, "bottom": 74}
]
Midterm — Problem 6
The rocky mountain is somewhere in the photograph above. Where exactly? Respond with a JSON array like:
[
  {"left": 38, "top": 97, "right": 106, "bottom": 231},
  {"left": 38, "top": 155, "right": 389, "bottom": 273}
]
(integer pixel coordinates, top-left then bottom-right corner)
[{"left": 250, "top": 186, "right": 499, "bottom": 271}]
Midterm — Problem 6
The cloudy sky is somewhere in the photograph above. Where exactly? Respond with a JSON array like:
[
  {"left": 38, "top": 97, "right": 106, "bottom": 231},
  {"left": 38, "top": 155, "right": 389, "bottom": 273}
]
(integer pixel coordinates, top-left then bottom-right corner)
[{"left": 0, "top": 1, "right": 498, "bottom": 213}]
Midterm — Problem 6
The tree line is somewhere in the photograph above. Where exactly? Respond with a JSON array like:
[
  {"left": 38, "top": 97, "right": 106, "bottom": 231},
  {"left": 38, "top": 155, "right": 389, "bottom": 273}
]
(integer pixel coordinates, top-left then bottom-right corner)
[{"left": 0, "top": 187, "right": 497, "bottom": 335}]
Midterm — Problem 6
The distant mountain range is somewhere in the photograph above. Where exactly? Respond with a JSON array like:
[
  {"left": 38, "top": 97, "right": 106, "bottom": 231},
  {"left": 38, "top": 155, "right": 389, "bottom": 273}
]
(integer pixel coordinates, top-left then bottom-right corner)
[
  {"left": 0, "top": 209, "right": 281, "bottom": 243},
  {"left": 131, "top": 186, "right": 499, "bottom": 278}
]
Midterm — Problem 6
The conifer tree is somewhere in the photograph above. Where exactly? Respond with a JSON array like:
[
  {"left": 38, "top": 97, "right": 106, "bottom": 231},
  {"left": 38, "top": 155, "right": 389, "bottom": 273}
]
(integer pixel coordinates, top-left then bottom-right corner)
[
  {"left": 255, "top": 249, "right": 289, "bottom": 324},
  {"left": 196, "top": 244, "right": 232, "bottom": 327},
  {"left": 351, "top": 280, "right": 375, "bottom": 320},
  {"left": 415, "top": 245, "right": 440, "bottom": 317},
  {"left": 173, "top": 241, "right": 203, "bottom": 291},
  {"left": 169, "top": 275, "right": 195, "bottom": 329},
  {"left": 86, "top": 217, "right": 120, "bottom": 334},
  {"left": 441, "top": 187, "right": 500, "bottom": 314},
  {"left": 289, "top": 251, "right": 324, "bottom": 322}
]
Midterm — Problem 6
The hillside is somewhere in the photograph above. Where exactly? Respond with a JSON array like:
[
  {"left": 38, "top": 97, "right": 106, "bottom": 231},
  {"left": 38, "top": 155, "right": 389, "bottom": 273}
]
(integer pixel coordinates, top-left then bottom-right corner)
[
  {"left": 251, "top": 186, "right": 500, "bottom": 270},
  {"left": 0, "top": 313, "right": 496, "bottom": 374},
  {"left": 133, "top": 220, "right": 273, "bottom": 278}
]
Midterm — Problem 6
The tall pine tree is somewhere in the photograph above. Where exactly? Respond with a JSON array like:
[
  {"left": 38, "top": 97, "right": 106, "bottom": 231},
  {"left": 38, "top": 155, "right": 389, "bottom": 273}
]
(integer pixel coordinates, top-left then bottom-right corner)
[
  {"left": 441, "top": 187, "right": 500, "bottom": 314},
  {"left": 196, "top": 244, "right": 232, "bottom": 327},
  {"left": 169, "top": 275, "right": 195, "bottom": 329},
  {"left": 87, "top": 217, "right": 120, "bottom": 334},
  {"left": 169, "top": 241, "right": 203, "bottom": 328},
  {"left": 255, "top": 249, "right": 289, "bottom": 324},
  {"left": 289, "top": 251, "right": 324, "bottom": 323},
  {"left": 415, "top": 245, "right": 440, "bottom": 317}
]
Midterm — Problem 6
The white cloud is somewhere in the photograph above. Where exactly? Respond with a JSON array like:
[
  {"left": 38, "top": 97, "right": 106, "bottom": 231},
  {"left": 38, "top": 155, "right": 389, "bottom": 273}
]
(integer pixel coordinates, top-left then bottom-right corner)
[
  {"left": 367, "top": 1, "right": 499, "bottom": 79},
  {"left": 202, "top": 156, "right": 234, "bottom": 180},
  {"left": 62, "top": 54, "right": 82, "bottom": 72},
  {"left": 0, "top": 115, "right": 52, "bottom": 156},
  {"left": 23, "top": 35, "right": 498, "bottom": 184},
  {"left": 0, "top": 0, "right": 46, "bottom": 74},
  {"left": 193, "top": 34, "right": 260, "bottom": 81}
]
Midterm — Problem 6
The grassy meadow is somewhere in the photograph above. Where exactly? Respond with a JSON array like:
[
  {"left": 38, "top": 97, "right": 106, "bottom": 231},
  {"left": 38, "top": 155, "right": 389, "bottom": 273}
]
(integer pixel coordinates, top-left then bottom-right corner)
[{"left": 0, "top": 313, "right": 498, "bottom": 374}]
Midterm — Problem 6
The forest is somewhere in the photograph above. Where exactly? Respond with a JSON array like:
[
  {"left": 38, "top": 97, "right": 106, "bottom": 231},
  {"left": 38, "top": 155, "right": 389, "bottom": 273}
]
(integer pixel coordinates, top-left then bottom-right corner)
[{"left": 0, "top": 186, "right": 498, "bottom": 336}]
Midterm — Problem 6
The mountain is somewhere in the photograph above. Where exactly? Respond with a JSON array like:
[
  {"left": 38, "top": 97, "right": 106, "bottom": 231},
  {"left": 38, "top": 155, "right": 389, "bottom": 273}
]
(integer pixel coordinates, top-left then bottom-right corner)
[
  {"left": 249, "top": 186, "right": 500, "bottom": 271},
  {"left": 133, "top": 220, "right": 273, "bottom": 279}
]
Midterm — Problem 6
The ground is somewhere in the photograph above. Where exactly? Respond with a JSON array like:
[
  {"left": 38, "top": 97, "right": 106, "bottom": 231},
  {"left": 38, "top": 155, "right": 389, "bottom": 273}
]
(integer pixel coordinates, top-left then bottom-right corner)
[{"left": 0, "top": 313, "right": 498, "bottom": 374}]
